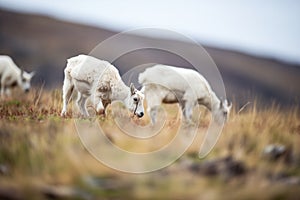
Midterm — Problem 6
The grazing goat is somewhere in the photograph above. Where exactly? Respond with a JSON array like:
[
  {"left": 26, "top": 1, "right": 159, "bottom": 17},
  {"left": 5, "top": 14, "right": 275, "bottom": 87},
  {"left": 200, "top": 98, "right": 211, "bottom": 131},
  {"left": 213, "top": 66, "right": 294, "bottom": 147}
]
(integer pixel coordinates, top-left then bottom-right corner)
[
  {"left": 0, "top": 55, "right": 35, "bottom": 97},
  {"left": 138, "top": 64, "right": 232, "bottom": 124},
  {"left": 61, "top": 54, "right": 145, "bottom": 118}
]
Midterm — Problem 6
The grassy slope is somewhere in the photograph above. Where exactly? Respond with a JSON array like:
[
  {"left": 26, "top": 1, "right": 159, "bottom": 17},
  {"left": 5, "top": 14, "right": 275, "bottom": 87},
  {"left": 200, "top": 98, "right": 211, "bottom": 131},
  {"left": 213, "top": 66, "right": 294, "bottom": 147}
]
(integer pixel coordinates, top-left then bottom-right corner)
[{"left": 0, "top": 89, "right": 299, "bottom": 199}]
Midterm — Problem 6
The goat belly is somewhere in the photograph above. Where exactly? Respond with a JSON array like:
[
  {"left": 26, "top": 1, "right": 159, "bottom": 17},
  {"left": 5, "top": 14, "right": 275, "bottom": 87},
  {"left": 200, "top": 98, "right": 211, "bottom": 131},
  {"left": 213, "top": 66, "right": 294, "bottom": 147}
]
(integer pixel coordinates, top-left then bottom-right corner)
[{"left": 162, "top": 92, "right": 179, "bottom": 103}]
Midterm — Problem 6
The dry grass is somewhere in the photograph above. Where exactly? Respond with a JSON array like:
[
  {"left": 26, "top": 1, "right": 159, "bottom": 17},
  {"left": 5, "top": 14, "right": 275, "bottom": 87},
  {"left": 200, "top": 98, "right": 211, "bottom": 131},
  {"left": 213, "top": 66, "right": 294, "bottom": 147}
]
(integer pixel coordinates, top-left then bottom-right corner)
[{"left": 0, "top": 88, "right": 299, "bottom": 199}]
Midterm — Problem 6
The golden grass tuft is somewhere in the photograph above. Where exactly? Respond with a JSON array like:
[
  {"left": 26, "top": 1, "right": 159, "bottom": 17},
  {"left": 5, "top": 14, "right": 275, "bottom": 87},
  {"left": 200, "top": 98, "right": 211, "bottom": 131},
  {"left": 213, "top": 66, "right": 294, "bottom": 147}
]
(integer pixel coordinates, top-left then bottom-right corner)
[{"left": 0, "top": 88, "right": 299, "bottom": 199}]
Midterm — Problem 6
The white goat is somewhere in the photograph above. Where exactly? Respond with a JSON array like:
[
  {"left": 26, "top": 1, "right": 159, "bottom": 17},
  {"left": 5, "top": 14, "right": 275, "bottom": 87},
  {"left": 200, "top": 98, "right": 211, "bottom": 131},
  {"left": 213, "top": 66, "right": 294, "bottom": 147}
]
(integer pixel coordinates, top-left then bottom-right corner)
[
  {"left": 0, "top": 55, "right": 35, "bottom": 97},
  {"left": 61, "top": 54, "right": 145, "bottom": 118},
  {"left": 139, "top": 64, "right": 232, "bottom": 124}
]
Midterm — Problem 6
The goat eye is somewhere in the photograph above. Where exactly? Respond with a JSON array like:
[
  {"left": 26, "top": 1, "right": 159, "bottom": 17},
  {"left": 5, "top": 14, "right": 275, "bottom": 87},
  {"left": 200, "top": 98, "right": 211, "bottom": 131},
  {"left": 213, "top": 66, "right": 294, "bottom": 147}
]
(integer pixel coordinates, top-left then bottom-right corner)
[
  {"left": 22, "top": 78, "right": 26, "bottom": 82},
  {"left": 133, "top": 97, "right": 138, "bottom": 102}
]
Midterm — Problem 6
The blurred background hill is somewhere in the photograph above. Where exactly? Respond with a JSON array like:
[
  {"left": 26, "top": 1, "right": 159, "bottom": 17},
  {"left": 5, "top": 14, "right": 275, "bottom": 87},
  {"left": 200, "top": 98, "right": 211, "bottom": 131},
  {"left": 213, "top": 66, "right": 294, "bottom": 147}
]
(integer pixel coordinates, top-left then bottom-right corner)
[{"left": 0, "top": 7, "right": 300, "bottom": 107}]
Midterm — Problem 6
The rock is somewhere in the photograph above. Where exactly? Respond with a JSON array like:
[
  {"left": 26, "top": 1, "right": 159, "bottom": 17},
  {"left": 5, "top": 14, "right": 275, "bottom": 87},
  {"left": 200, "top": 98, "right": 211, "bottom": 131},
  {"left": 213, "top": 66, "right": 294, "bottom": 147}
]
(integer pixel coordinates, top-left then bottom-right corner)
[
  {"left": 263, "top": 144, "right": 287, "bottom": 160},
  {"left": 178, "top": 157, "right": 194, "bottom": 169},
  {"left": 188, "top": 155, "right": 247, "bottom": 178},
  {"left": 283, "top": 146, "right": 294, "bottom": 165},
  {"left": 223, "top": 156, "right": 246, "bottom": 177},
  {"left": 0, "top": 164, "right": 9, "bottom": 175},
  {"left": 82, "top": 176, "right": 128, "bottom": 190},
  {"left": 40, "top": 185, "right": 91, "bottom": 200},
  {"left": 270, "top": 173, "right": 300, "bottom": 186},
  {"left": 0, "top": 186, "right": 22, "bottom": 200},
  {"left": 189, "top": 160, "right": 219, "bottom": 176},
  {"left": 282, "top": 177, "right": 300, "bottom": 185}
]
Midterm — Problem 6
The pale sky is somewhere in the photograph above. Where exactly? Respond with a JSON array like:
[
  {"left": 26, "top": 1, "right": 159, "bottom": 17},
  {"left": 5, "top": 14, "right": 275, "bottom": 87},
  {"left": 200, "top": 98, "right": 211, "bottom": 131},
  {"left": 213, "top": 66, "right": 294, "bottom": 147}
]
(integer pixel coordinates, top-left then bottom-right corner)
[{"left": 0, "top": 0, "right": 299, "bottom": 64}]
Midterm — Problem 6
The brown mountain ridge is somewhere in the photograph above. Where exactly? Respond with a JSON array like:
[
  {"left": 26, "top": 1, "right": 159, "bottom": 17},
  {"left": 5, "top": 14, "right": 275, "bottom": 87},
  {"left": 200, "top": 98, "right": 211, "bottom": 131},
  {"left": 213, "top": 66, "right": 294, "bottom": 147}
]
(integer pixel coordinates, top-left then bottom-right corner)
[{"left": 1, "top": 9, "right": 299, "bottom": 107}]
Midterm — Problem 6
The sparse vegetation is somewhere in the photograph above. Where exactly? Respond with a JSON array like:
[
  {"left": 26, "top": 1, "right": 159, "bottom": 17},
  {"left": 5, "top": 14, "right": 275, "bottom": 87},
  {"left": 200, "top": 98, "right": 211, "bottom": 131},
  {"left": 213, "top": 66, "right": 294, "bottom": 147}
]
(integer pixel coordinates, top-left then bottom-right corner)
[{"left": 0, "top": 89, "right": 299, "bottom": 199}]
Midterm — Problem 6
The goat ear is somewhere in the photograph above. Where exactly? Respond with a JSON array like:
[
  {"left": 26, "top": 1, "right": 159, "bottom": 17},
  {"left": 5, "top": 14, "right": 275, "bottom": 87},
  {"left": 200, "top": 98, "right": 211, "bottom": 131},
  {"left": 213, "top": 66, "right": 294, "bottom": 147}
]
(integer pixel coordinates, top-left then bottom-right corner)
[
  {"left": 130, "top": 83, "right": 136, "bottom": 95},
  {"left": 140, "top": 86, "right": 145, "bottom": 93},
  {"left": 224, "top": 99, "right": 228, "bottom": 106},
  {"left": 227, "top": 100, "right": 232, "bottom": 109},
  {"left": 20, "top": 69, "right": 24, "bottom": 77},
  {"left": 30, "top": 71, "right": 36, "bottom": 78}
]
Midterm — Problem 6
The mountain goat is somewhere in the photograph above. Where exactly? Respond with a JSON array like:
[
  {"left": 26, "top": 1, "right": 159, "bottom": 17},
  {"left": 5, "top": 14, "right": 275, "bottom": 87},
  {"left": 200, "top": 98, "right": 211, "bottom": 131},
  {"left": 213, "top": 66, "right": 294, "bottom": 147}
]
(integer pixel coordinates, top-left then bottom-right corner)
[
  {"left": 139, "top": 64, "right": 232, "bottom": 124},
  {"left": 0, "top": 55, "right": 35, "bottom": 97},
  {"left": 61, "top": 54, "right": 145, "bottom": 118}
]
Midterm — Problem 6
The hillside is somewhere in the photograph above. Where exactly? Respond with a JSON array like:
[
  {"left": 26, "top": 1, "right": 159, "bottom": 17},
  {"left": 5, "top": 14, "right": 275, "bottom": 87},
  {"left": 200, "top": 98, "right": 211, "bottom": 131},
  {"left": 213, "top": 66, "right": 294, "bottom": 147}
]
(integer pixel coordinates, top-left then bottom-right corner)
[
  {"left": 0, "top": 89, "right": 299, "bottom": 199},
  {"left": 1, "top": 9, "right": 300, "bottom": 106}
]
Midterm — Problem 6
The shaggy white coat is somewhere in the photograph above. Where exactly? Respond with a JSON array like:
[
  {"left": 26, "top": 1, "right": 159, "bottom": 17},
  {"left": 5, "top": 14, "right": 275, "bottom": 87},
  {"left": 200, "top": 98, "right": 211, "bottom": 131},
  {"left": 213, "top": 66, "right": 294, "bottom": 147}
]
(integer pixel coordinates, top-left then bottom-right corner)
[
  {"left": 139, "top": 64, "right": 231, "bottom": 124},
  {"left": 61, "top": 54, "right": 144, "bottom": 117},
  {"left": 0, "top": 55, "right": 35, "bottom": 96}
]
